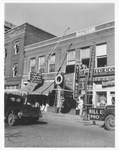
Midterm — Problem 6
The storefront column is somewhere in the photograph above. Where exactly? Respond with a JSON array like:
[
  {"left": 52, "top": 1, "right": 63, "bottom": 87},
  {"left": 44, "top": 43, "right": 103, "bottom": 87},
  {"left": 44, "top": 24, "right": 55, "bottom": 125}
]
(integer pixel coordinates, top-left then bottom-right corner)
[
  {"left": 92, "top": 82, "right": 96, "bottom": 106},
  {"left": 107, "top": 91, "right": 111, "bottom": 105}
]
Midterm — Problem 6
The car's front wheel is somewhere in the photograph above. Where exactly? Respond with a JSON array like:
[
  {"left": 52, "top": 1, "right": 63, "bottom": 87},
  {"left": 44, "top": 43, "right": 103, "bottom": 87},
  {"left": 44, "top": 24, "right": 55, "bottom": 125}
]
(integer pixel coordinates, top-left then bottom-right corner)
[
  {"left": 104, "top": 115, "right": 115, "bottom": 131},
  {"left": 7, "top": 111, "right": 16, "bottom": 126}
]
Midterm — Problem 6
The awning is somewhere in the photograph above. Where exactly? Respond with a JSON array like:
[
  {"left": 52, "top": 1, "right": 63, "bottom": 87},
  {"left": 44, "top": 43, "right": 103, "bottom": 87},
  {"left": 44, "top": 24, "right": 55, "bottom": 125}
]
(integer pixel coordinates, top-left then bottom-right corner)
[
  {"left": 18, "top": 82, "right": 38, "bottom": 93},
  {"left": 5, "top": 80, "right": 21, "bottom": 85},
  {"left": 4, "top": 89, "right": 23, "bottom": 96},
  {"left": 30, "top": 81, "right": 54, "bottom": 95}
]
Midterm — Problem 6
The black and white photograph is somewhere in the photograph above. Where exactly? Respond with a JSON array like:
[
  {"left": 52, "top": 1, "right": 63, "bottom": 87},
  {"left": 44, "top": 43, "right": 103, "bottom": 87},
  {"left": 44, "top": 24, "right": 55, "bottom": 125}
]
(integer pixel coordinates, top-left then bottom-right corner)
[{"left": 1, "top": 0, "right": 119, "bottom": 149}]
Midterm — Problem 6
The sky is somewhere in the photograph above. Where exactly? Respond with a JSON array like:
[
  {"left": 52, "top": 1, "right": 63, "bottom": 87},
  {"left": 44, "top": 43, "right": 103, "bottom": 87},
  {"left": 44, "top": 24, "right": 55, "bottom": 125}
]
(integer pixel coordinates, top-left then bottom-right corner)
[{"left": 4, "top": 2, "right": 115, "bottom": 36}]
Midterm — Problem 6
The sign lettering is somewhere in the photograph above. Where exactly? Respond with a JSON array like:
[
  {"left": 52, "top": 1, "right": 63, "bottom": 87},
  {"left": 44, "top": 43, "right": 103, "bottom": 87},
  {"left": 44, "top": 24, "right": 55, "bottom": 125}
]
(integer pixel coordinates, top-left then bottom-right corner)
[
  {"left": 89, "top": 108, "right": 104, "bottom": 120},
  {"left": 30, "top": 72, "right": 43, "bottom": 83},
  {"left": 79, "top": 66, "right": 115, "bottom": 77},
  {"left": 73, "top": 63, "right": 79, "bottom": 100}
]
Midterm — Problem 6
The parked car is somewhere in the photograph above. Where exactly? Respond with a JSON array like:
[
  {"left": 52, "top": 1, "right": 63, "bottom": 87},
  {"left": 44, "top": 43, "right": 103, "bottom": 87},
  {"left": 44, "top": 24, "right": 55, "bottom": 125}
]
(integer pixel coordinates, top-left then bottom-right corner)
[
  {"left": 4, "top": 91, "right": 42, "bottom": 126},
  {"left": 101, "top": 105, "right": 115, "bottom": 131}
]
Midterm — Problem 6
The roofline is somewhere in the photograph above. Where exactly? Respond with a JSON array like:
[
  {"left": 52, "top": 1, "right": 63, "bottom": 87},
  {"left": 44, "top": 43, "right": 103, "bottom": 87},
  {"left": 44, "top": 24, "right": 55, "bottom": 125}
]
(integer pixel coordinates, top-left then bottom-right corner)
[
  {"left": 25, "top": 20, "right": 115, "bottom": 51},
  {"left": 5, "top": 22, "right": 56, "bottom": 37}
]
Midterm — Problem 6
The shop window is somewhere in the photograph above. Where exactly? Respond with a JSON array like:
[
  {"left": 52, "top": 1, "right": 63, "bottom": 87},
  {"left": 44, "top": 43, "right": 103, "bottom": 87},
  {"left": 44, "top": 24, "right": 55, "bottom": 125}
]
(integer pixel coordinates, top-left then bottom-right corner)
[
  {"left": 87, "top": 91, "right": 93, "bottom": 104},
  {"left": 80, "top": 47, "right": 90, "bottom": 68},
  {"left": 12, "top": 63, "right": 18, "bottom": 77},
  {"left": 29, "top": 58, "right": 36, "bottom": 73},
  {"left": 96, "top": 92, "right": 107, "bottom": 107},
  {"left": 67, "top": 50, "right": 75, "bottom": 65},
  {"left": 96, "top": 43, "right": 107, "bottom": 67},
  {"left": 38, "top": 56, "right": 45, "bottom": 73},
  {"left": 14, "top": 41, "right": 20, "bottom": 54},
  {"left": 48, "top": 54, "right": 55, "bottom": 72}
]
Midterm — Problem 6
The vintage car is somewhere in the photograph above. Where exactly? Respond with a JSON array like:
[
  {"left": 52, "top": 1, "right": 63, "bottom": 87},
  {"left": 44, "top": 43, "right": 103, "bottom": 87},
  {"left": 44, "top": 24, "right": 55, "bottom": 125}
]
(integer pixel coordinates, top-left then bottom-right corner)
[
  {"left": 100, "top": 105, "right": 115, "bottom": 131},
  {"left": 4, "top": 91, "right": 42, "bottom": 126}
]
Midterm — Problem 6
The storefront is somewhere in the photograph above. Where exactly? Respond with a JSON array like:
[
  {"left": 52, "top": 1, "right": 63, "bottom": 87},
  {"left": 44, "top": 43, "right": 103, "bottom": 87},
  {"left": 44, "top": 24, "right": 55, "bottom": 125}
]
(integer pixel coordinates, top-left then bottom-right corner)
[
  {"left": 92, "top": 79, "right": 115, "bottom": 107},
  {"left": 79, "top": 66, "right": 115, "bottom": 107}
]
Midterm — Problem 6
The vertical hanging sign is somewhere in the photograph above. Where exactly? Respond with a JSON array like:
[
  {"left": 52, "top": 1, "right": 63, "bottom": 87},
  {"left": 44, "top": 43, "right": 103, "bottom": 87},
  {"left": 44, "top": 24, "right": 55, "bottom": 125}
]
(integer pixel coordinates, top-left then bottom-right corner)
[{"left": 73, "top": 63, "right": 80, "bottom": 100}]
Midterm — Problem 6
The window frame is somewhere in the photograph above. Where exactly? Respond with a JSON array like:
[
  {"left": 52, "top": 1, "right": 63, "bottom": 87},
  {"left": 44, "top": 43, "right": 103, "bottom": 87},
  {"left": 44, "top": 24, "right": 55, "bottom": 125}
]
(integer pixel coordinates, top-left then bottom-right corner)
[
  {"left": 48, "top": 54, "right": 55, "bottom": 73},
  {"left": 14, "top": 40, "right": 20, "bottom": 55},
  {"left": 5, "top": 47, "right": 8, "bottom": 58},
  {"left": 96, "top": 43, "right": 107, "bottom": 68},
  {"left": 12, "top": 63, "right": 18, "bottom": 77},
  {"left": 38, "top": 55, "right": 45, "bottom": 73},
  {"left": 67, "top": 49, "right": 75, "bottom": 65},
  {"left": 80, "top": 47, "right": 90, "bottom": 68},
  {"left": 29, "top": 57, "right": 36, "bottom": 73}
]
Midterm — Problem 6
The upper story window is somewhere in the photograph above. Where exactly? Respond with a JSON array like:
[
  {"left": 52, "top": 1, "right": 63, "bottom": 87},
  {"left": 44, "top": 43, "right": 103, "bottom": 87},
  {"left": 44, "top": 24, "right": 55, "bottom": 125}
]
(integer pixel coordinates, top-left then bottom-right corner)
[
  {"left": 29, "top": 58, "right": 36, "bottom": 73},
  {"left": 96, "top": 43, "right": 107, "bottom": 67},
  {"left": 38, "top": 56, "right": 45, "bottom": 73},
  {"left": 12, "top": 63, "right": 18, "bottom": 77},
  {"left": 80, "top": 47, "right": 90, "bottom": 68},
  {"left": 4, "top": 47, "right": 8, "bottom": 58},
  {"left": 48, "top": 54, "right": 55, "bottom": 73},
  {"left": 14, "top": 41, "right": 20, "bottom": 54},
  {"left": 67, "top": 50, "right": 75, "bottom": 65}
]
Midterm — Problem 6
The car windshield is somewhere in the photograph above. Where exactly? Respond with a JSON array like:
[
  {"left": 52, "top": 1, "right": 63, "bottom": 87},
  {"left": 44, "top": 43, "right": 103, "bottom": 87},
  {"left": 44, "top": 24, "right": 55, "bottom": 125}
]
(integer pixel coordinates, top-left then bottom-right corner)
[{"left": 27, "top": 95, "right": 36, "bottom": 104}]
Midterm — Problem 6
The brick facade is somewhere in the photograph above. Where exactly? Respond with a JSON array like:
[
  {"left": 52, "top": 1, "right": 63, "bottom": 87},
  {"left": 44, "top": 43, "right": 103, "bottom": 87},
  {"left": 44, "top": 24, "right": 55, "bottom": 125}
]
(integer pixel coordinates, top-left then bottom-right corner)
[
  {"left": 22, "top": 21, "right": 115, "bottom": 106},
  {"left": 4, "top": 23, "right": 55, "bottom": 89}
]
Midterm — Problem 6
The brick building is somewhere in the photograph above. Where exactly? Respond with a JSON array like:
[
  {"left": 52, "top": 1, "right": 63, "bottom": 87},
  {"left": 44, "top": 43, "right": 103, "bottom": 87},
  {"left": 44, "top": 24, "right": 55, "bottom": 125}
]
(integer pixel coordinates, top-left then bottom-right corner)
[
  {"left": 22, "top": 21, "right": 115, "bottom": 107},
  {"left": 4, "top": 22, "right": 56, "bottom": 90}
]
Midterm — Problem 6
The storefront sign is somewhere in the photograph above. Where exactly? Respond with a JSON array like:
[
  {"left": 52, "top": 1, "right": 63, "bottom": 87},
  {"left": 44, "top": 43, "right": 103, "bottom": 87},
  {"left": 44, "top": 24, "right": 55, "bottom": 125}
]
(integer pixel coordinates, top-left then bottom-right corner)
[
  {"left": 76, "top": 27, "right": 95, "bottom": 37},
  {"left": 89, "top": 108, "right": 104, "bottom": 120},
  {"left": 93, "top": 67, "right": 115, "bottom": 76},
  {"left": 30, "top": 72, "right": 43, "bottom": 83},
  {"left": 79, "top": 66, "right": 115, "bottom": 77},
  {"left": 73, "top": 63, "right": 80, "bottom": 100},
  {"left": 102, "top": 80, "right": 115, "bottom": 87}
]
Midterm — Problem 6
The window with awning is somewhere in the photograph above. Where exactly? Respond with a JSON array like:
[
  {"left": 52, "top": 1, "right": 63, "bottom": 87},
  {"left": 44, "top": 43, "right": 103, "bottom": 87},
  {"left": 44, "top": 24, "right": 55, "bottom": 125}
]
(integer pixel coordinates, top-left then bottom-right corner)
[
  {"left": 80, "top": 47, "right": 90, "bottom": 68},
  {"left": 29, "top": 57, "right": 36, "bottom": 73},
  {"left": 38, "top": 56, "right": 45, "bottom": 73},
  {"left": 67, "top": 50, "right": 75, "bottom": 65},
  {"left": 96, "top": 43, "right": 107, "bottom": 67}
]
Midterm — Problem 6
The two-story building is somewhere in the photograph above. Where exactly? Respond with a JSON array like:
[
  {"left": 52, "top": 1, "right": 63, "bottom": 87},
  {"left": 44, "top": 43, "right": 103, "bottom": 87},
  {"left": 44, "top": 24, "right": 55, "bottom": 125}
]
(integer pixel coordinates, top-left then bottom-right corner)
[
  {"left": 22, "top": 21, "right": 115, "bottom": 107},
  {"left": 4, "top": 22, "right": 56, "bottom": 90}
]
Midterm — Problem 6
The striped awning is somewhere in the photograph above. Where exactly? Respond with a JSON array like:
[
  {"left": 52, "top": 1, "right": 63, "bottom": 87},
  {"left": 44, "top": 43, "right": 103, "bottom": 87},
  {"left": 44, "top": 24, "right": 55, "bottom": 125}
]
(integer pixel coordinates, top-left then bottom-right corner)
[{"left": 30, "top": 81, "right": 54, "bottom": 95}]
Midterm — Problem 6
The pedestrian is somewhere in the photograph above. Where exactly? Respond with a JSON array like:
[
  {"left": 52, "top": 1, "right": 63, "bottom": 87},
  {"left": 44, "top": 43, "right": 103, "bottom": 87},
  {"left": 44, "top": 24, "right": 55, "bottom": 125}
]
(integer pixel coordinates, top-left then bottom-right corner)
[{"left": 77, "top": 95, "right": 84, "bottom": 118}]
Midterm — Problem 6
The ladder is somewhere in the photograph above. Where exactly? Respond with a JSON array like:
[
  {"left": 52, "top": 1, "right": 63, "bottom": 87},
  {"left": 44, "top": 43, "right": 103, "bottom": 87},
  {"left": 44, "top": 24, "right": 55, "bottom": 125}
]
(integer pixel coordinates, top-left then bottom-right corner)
[
  {"left": 39, "top": 27, "right": 70, "bottom": 74},
  {"left": 85, "top": 43, "right": 96, "bottom": 105},
  {"left": 83, "top": 43, "right": 95, "bottom": 120},
  {"left": 88, "top": 43, "right": 96, "bottom": 88}
]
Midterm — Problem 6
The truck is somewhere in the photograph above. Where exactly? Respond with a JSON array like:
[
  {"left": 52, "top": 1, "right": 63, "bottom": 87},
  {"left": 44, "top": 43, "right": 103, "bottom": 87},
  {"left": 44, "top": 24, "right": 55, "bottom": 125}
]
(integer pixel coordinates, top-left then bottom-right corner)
[
  {"left": 4, "top": 91, "right": 42, "bottom": 126},
  {"left": 88, "top": 105, "right": 115, "bottom": 131}
]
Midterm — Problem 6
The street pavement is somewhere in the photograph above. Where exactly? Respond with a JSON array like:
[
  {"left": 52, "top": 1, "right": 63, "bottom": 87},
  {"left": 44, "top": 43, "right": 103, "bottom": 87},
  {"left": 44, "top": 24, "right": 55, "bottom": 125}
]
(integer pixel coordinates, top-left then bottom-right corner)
[{"left": 5, "top": 110, "right": 115, "bottom": 148}]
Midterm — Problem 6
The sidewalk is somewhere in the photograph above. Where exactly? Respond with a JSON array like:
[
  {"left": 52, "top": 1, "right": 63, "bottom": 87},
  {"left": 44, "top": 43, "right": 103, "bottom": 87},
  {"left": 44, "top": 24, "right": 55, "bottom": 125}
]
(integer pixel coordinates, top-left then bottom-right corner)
[
  {"left": 41, "top": 106, "right": 84, "bottom": 122},
  {"left": 41, "top": 106, "right": 104, "bottom": 127}
]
